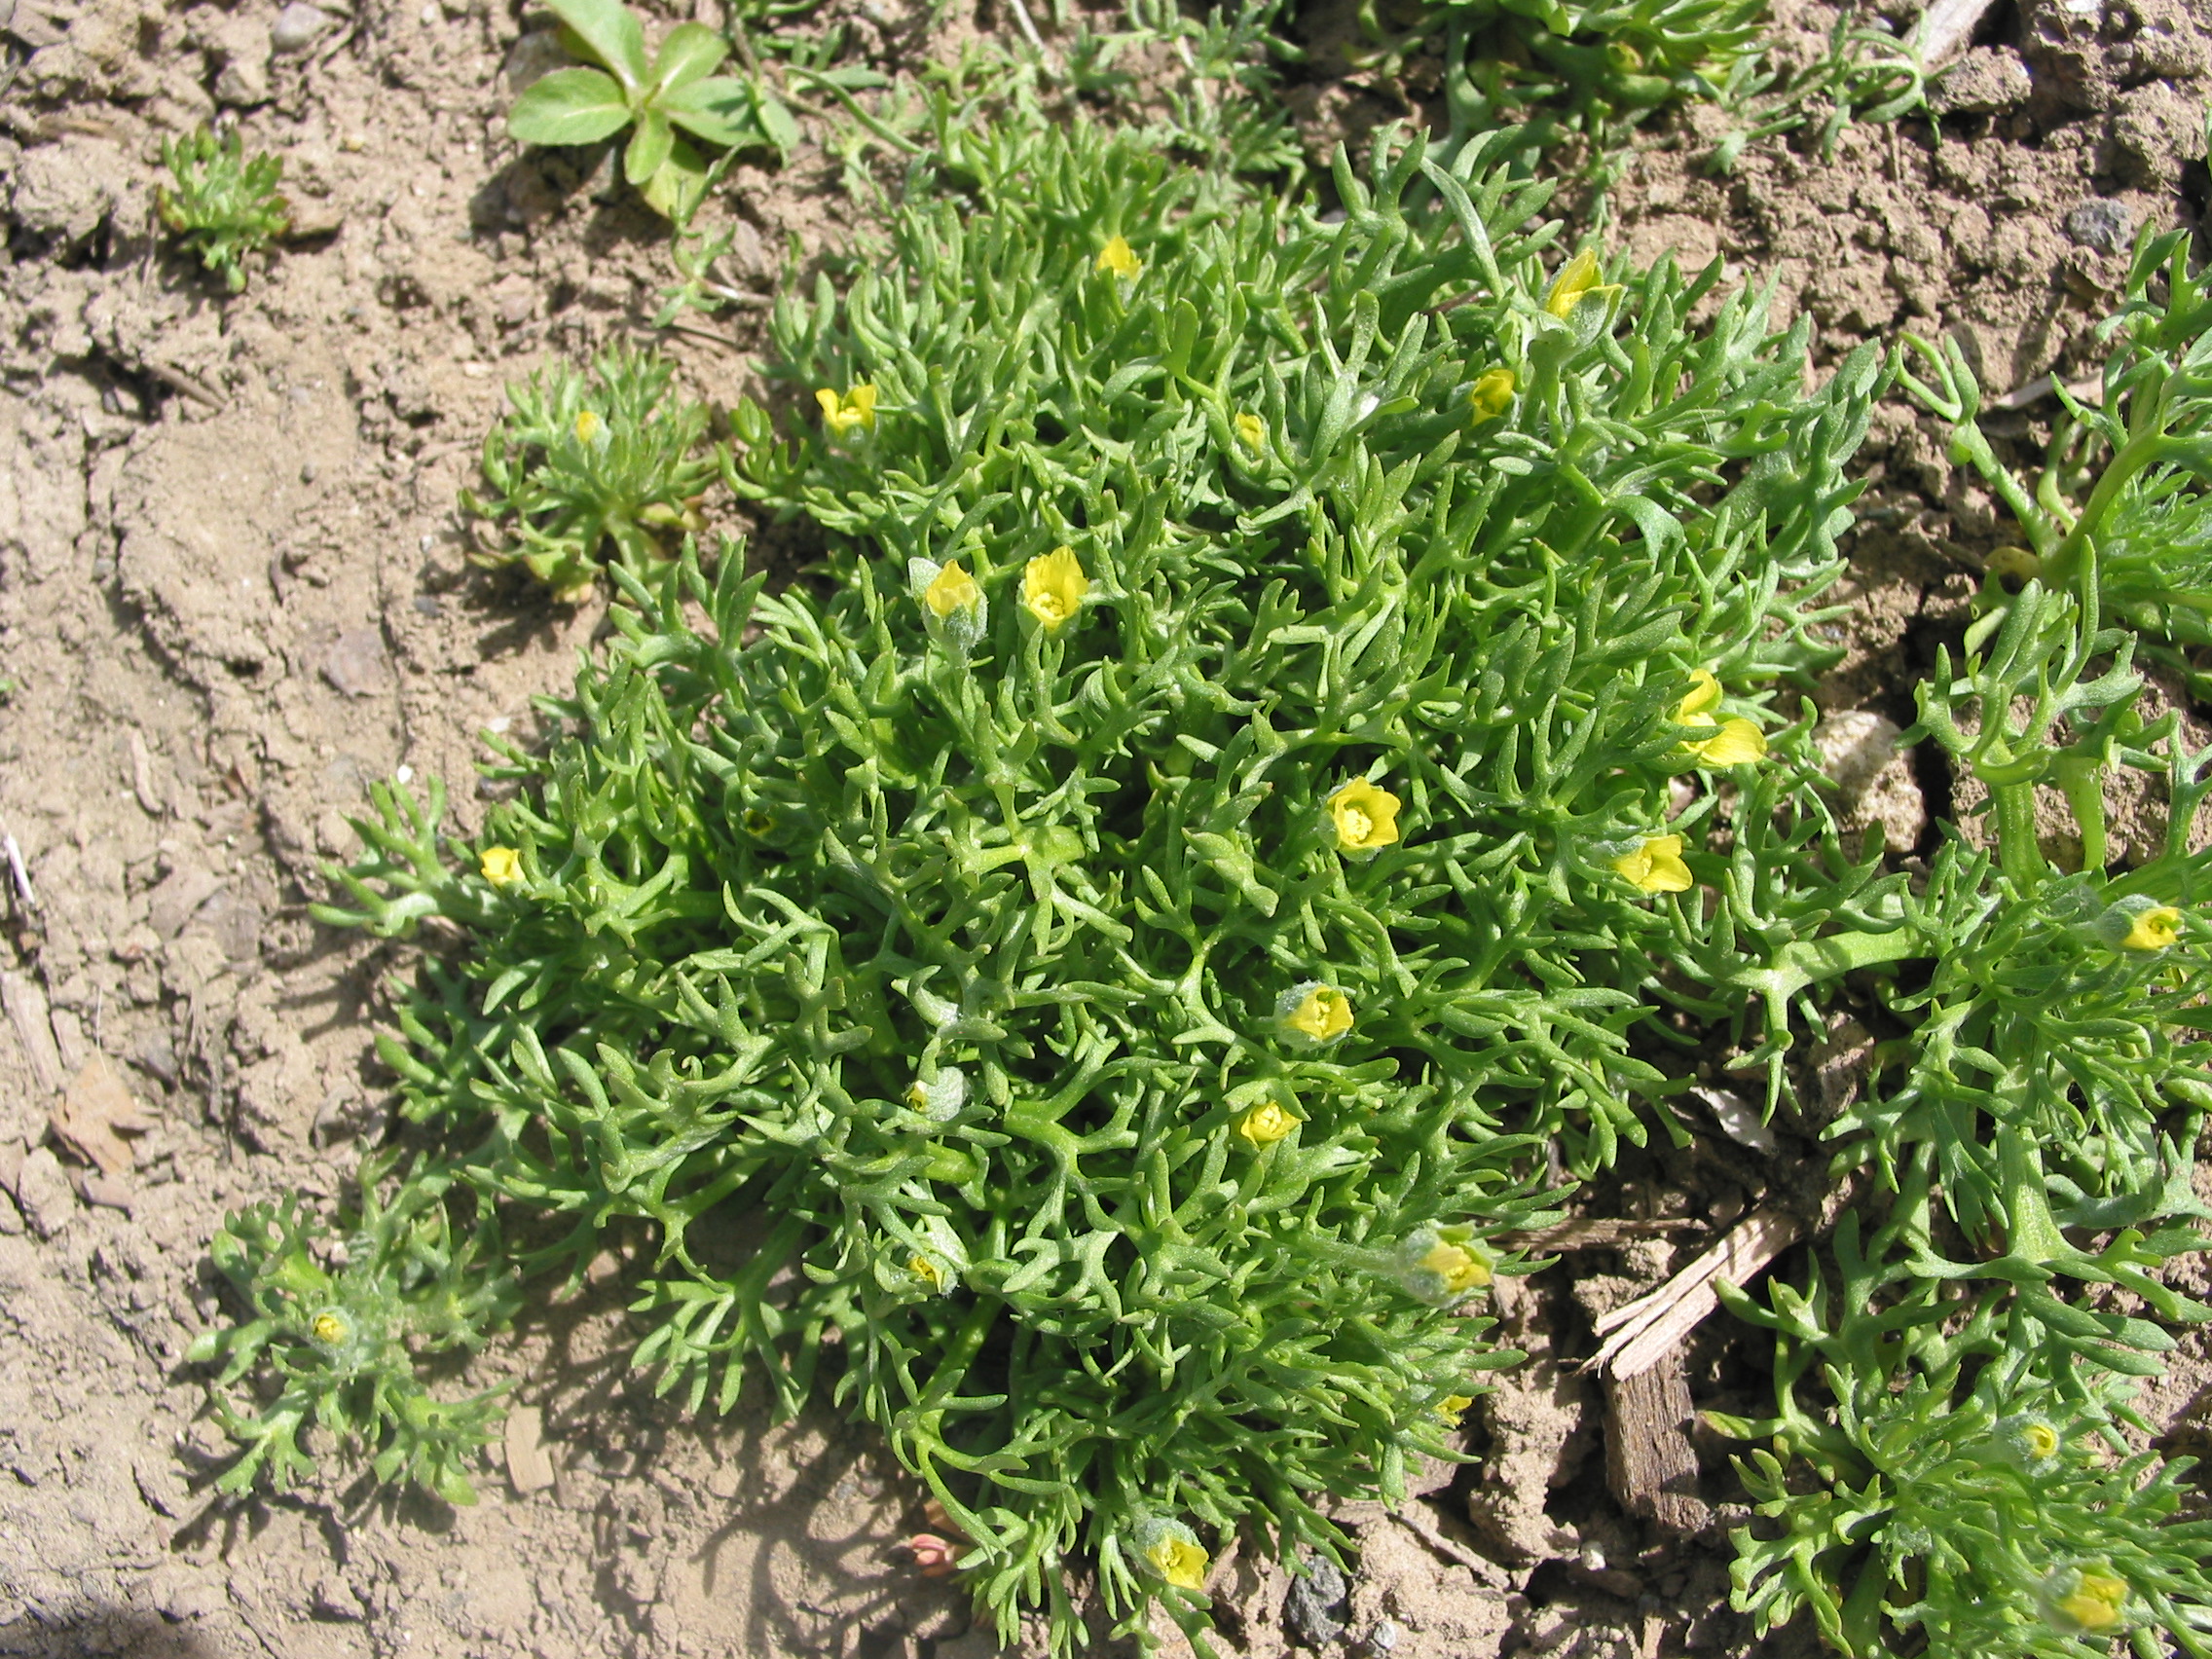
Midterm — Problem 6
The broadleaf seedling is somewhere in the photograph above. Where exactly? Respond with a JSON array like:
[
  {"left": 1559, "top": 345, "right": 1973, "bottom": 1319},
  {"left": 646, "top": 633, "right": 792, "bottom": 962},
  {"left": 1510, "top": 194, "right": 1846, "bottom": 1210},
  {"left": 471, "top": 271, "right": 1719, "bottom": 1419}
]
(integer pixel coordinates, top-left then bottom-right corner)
[{"left": 509, "top": 0, "right": 796, "bottom": 217}]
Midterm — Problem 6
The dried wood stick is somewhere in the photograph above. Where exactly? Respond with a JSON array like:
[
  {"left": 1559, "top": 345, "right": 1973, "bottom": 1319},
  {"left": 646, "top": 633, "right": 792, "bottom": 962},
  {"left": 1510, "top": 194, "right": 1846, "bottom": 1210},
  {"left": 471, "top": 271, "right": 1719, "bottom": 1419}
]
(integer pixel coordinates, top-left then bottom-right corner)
[{"left": 1586, "top": 1207, "right": 1804, "bottom": 1379}]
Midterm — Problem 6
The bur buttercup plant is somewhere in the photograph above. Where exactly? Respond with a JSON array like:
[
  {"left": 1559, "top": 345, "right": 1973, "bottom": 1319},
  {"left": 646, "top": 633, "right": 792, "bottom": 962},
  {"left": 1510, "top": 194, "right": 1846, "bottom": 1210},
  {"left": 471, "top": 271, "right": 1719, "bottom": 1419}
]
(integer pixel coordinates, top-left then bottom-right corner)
[
  {"left": 196, "top": 89, "right": 2212, "bottom": 1659},
  {"left": 203, "top": 98, "right": 1903, "bottom": 1652},
  {"left": 158, "top": 127, "right": 290, "bottom": 293},
  {"left": 461, "top": 345, "right": 720, "bottom": 602}
]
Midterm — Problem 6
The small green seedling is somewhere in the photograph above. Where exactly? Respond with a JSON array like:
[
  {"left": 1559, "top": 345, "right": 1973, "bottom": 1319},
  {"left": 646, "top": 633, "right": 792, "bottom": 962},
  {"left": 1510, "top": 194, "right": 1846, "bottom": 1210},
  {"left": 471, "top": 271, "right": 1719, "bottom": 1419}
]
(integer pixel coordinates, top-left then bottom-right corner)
[
  {"left": 158, "top": 128, "right": 290, "bottom": 293},
  {"left": 508, "top": 0, "right": 796, "bottom": 218},
  {"left": 461, "top": 345, "right": 720, "bottom": 601}
]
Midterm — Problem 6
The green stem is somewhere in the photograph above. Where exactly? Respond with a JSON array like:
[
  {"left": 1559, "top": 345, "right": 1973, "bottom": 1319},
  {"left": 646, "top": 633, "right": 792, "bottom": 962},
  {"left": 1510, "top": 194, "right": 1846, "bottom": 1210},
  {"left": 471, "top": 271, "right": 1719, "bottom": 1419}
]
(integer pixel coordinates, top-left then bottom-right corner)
[
  {"left": 1991, "top": 782, "right": 2046, "bottom": 889},
  {"left": 2042, "top": 431, "right": 2212, "bottom": 588},
  {"left": 785, "top": 66, "right": 924, "bottom": 157},
  {"left": 1729, "top": 925, "right": 1934, "bottom": 1007}
]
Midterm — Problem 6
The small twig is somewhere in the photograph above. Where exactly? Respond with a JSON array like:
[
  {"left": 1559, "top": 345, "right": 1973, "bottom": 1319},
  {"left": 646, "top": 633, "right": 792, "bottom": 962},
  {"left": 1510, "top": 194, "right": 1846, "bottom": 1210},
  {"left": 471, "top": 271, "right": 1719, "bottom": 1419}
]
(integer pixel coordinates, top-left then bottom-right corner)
[
  {"left": 1584, "top": 1207, "right": 1805, "bottom": 1380},
  {"left": 3, "top": 831, "right": 35, "bottom": 911},
  {"left": 1990, "top": 372, "right": 2103, "bottom": 414},
  {"left": 147, "top": 360, "right": 224, "bottom": 411},
  {"left": 1004, "top": 0, "right": 1058, "bottom": 73},
  {"left": 660, "top": 320, "right": 750, "bottom": 357}
]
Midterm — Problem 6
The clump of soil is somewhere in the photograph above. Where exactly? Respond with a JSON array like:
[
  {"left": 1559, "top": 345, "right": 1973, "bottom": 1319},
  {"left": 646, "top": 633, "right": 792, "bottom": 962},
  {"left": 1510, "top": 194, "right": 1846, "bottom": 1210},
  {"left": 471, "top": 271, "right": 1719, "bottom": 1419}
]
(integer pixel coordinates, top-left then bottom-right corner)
[{"left": 2, "top": 0, "right": 2208, "bottom": 1652}]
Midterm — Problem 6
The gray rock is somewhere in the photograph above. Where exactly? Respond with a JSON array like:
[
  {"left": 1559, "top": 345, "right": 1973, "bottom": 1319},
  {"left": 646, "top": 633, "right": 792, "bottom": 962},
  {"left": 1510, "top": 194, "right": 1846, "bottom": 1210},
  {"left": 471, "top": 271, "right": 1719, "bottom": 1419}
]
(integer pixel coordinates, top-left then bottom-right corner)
[
  {"left": 2065, "top": 197, "right": 2133, "bottom": 253},
  {"left": 272, "top": 2, "right": 333, "bottom": 53},
  {"left": 1813, "top": 710, "right": 1901, "bottom": 798},
  {"left": 1284, "top": 1551, "right": 1350, "bottom": 1648}
]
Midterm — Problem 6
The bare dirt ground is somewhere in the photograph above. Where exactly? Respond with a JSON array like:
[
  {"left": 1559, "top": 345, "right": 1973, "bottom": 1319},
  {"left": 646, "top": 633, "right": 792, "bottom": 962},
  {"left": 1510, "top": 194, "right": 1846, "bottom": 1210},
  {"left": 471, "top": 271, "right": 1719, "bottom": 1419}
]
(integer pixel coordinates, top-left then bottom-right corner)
[{"left": 1, "top": 0, "right": 2208, "bottom": 1653}]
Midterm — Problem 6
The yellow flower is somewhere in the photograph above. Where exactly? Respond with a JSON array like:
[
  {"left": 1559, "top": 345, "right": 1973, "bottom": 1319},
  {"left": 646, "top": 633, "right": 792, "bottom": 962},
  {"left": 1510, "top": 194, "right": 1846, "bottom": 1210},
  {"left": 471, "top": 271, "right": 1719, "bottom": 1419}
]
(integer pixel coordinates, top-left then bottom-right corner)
[
  {"left": 2120, "top": 904, "right": 2182, "bottom": 951},
  {"left": 1437, "top": 1393, "right": 1476, "bottom": 1422},
  {"left": 311, "top": 1311, "right": 348, "bottom": 1344},
  {"left": 909, "top": 1254, "right": 943, "bottom": 1292},
  {"left": 1236, "top": 1102, "right": 1294, "bottom": 1147},
  {"left": 572, "top": 408, "right": 605, "bottom": 446},
  {"left": 1674, "top": 668, "right": 1768, "bottom": 766},
  {"left": 742, "top": 807, "right": 776, "bottom": 838},
  {"left": 1283, "top": 983, "right": 1353, "bottom": 1043},
  {"left": 2024, "top": 1420, "right": 2060, "bottom": 1458},
  {"left": 481, "top": 846, "right": 523, "bottom": 885},
  {"left": 924, "top": 559, "right": 982, "bottom": 617},
  {"left": 1612, "top": 834, "right": 1692, "bottom": 895},
  {"left": 1329, "top": 779, "right": 1401, "bottom": 854},
  {"left": 1022, "top": 547, "right": 1089, "bottom": 631},
  {"left": 1096, "top": 235, "right": 1141, "bottom": 280},
  {"left": 1235, "top": 412, "right": 1266, "bottom": 449},
  {"left": 1394, "top": 1227, "right": 1496, "bottom": 1304},
  {"left": 1469, "top": 368, "right": 1517, "bottom": 422},
  {"left": 1148, "top": 1535, "right": 1207, "bottom": 1591},
  {"left": 816, "top": 384, "right": 878, "bottom": 436},
  {"left": 1545, "top": 248, "right": 1605, "bottom": 318},
  {"left": 1420, "top": 1239, "right": 1493, "bottom": 1295},
  {"left": 2042, "top": 1565, "right": 2128, "bottom": 1635}
]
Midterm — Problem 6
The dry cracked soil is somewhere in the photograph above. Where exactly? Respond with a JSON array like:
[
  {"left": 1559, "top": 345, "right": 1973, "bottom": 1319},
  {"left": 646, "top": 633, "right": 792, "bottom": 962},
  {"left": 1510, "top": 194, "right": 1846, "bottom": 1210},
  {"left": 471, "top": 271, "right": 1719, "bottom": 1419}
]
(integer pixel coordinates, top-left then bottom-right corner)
[{"left": 2, "top": 0, "right": 2211, "bottom": 1654}]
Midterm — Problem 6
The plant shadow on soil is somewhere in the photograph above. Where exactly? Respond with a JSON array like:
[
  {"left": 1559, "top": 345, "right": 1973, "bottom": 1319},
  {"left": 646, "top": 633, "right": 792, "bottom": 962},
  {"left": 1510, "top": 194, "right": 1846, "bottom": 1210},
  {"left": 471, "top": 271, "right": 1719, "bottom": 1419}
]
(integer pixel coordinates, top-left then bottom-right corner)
[{"left": 0, "top": 1611, "right": 222, "bottom": 1659}]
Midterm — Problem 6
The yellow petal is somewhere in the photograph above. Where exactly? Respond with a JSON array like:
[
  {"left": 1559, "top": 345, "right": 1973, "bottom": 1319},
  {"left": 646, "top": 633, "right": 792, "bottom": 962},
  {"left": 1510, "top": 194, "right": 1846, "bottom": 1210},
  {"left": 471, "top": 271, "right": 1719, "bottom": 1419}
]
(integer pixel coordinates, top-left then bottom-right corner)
[
  {"left": 924, "top": 559, "right": 981, "bottom": 617},
  {"left": 573, "top": 409, "right": 605, "bottom": 446},
  {"left": 1437, "top": 1394, "right": 1476, "bottom": 1421},
  {"left": 1613, "top": 833, "right": 1692, "bottom": 894},
  {"left": 1022, "top": 546, "right": 1089, "bottom": 630},
  {"left": 1235, "top": 412, "right": 1265, "bottom": 449},
  {"left": 1545, "top": 248, "right": 1602, "bottom": 319},
  {"left": 1675, "top": 667, "right": 1722, "bottom": 721},
  {"left": 481, "top": 846, "right": 523, "bottom": 885},
  {"left": 1096, "top": 236, "right": 1141, "bottom": 280},
  {"left": 1687, "top": 718, "right": 1768, "bottom": 766},
  {"left": 1149, "top": 1536, "right": 1208, "bottom": 1591},
  {"left": 817, "top": 384, "right": 877, "bottom": 436}
]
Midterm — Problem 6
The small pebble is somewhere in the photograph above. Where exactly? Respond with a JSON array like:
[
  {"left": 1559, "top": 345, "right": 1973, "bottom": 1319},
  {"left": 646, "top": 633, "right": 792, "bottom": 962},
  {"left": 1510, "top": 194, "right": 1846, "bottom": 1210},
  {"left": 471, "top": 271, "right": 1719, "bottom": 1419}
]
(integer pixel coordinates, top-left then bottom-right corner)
[
  {"left": 272, "top": 2, "right": 333, "bottom": 53},
  {"left": 2065, "top": 198, "right": 2133, "bottom": 254}
]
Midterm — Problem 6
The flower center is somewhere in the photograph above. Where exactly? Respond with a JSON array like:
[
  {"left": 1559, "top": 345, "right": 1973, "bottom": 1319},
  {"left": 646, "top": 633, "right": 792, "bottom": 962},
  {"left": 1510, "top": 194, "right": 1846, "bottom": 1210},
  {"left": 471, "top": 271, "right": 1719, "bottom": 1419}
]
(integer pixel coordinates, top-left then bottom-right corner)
[{"left": 1342, "top": 807, "right": 1372, "bottom": 843}]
